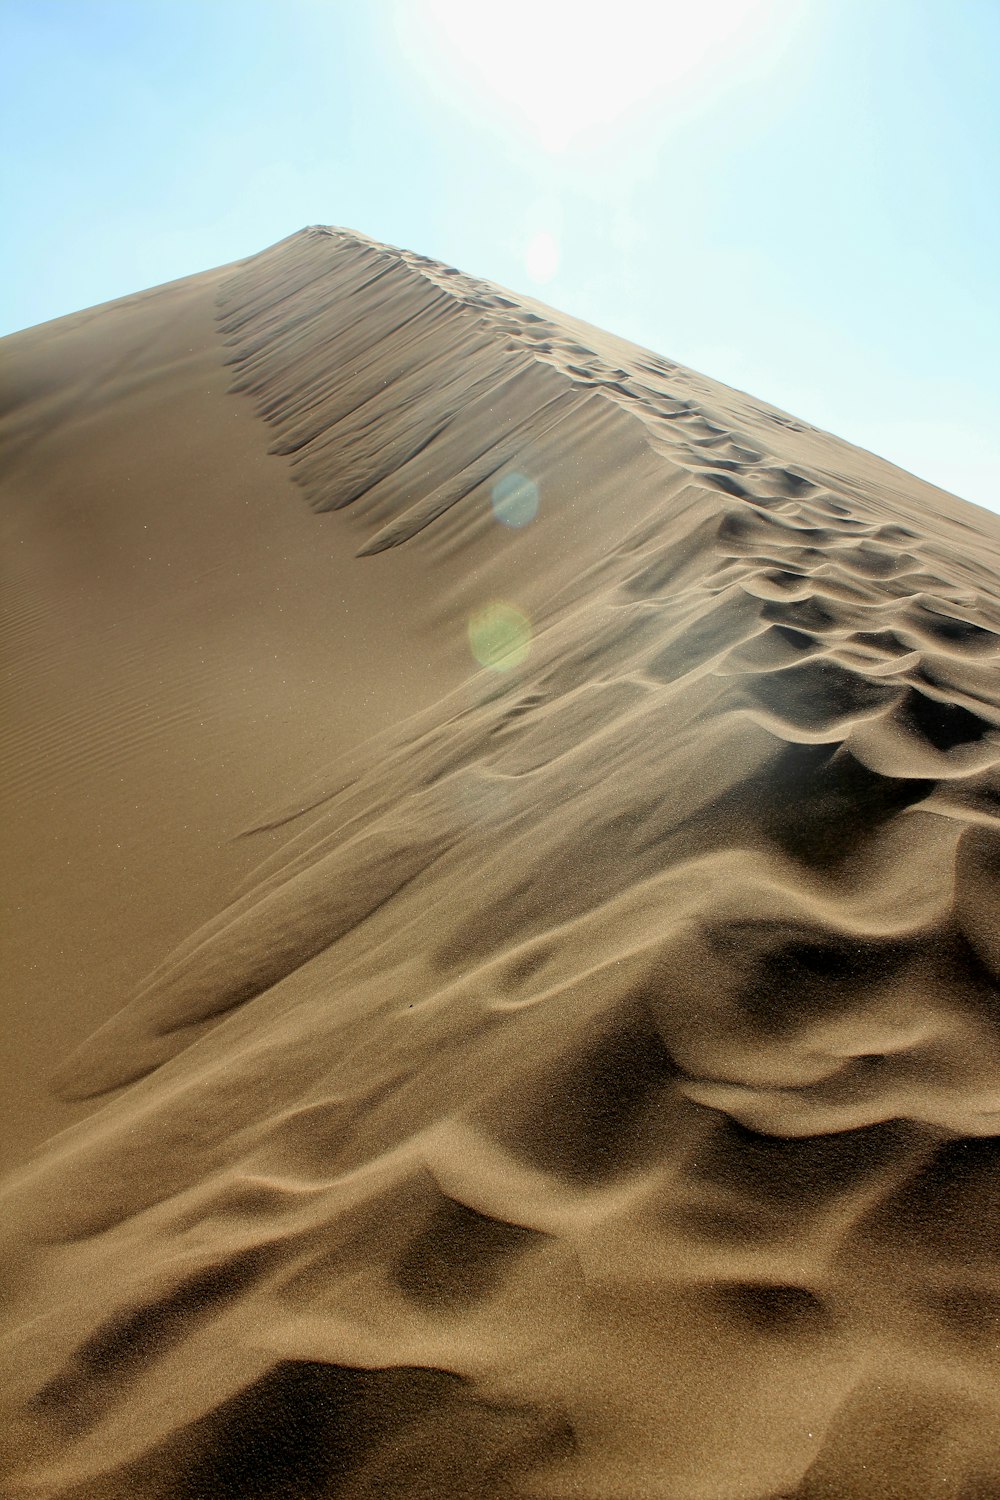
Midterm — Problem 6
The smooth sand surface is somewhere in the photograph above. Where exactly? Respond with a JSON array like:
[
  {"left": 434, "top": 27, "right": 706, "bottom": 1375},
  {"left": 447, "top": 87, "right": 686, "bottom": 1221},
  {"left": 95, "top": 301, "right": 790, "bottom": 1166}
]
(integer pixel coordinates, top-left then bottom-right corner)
[{"left": 2, "top": 226, "right": 1000, "bottom": 1497}]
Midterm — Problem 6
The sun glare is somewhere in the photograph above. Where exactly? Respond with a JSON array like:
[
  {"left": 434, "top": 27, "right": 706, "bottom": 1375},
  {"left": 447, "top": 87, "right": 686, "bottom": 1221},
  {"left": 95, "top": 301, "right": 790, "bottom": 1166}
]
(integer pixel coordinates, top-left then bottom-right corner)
[{"left": 400, "top": 0, "right": 780, "bottom": 154}]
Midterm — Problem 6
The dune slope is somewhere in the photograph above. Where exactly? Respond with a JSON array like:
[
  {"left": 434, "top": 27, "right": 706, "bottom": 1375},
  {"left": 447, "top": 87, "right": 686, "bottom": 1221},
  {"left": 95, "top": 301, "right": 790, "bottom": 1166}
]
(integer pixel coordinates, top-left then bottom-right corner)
[{"left": 2, "top": 227, "right": 1000, "bottom": 1498}]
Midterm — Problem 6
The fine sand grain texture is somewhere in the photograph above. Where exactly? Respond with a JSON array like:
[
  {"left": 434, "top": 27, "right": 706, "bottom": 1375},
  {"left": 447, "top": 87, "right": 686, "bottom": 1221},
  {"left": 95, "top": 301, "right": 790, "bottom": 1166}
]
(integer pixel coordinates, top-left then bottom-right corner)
[{"left": 2, "top": 226, "right": 1000, "bottom": 1498}]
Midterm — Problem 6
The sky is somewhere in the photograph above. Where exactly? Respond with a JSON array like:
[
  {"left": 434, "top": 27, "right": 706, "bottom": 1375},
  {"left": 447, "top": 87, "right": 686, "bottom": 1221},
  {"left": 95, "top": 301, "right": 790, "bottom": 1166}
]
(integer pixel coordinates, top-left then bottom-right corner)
[{"left": 2, "top": 0, "right": 998, "bottom": 511}]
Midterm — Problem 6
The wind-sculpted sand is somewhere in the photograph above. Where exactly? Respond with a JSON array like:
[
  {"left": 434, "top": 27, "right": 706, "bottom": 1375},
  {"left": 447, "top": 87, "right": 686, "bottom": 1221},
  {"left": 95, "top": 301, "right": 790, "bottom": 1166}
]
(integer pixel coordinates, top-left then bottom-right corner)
[{"left": 2, "top": 228, "right": 1000, "bottom": 1498}]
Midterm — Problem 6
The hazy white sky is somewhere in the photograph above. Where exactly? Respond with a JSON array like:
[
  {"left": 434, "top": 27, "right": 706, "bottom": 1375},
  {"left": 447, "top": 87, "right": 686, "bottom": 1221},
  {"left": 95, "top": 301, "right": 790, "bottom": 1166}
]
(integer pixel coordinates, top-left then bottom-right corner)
[{"left": 2, "top": 0, "right": 997, "bottom": 511}]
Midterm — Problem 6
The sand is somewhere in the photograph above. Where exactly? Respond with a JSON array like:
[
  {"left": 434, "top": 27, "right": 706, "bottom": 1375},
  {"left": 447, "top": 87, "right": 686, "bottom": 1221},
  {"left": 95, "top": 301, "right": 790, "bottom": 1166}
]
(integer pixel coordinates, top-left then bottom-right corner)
[{"left": 2, "top": 226, "right": 1000, "bottom": 1498}]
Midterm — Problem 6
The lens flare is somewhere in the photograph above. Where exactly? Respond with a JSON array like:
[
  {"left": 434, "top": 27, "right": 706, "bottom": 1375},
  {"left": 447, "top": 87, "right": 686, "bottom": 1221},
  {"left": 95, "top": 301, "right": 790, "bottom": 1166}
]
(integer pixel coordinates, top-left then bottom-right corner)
[
  {"left": 468, "top": 602, "right": 532, "bottom": 672},
  {"left": 525, "top": 229, "right": 560, "bottom": 282},
  {"left": 491, "top": 470, "right": 539, "bottom": 528}
]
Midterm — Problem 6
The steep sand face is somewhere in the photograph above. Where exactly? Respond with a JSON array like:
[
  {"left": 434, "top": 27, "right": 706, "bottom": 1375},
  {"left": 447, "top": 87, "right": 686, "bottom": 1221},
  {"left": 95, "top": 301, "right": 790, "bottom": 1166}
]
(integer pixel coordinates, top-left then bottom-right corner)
[
  {"left": 2, "top": 227, "right": 1000, "bottom": 1498},
  {"left": 0, "top": 249, "right": 480, "bottom": 1167}
]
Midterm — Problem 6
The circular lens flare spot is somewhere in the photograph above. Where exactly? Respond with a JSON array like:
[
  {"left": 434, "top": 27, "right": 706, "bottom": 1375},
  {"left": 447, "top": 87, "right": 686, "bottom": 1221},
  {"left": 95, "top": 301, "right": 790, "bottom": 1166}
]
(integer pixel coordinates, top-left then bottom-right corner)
[
  {"left": 491, "top": 470, "right": 539, "bottom": 528},
  {"left": 468, "top": 602, "right": 532, "bottom": 672},
  {"left": 525, "top": 230, "right": 560, "bottom": 283}
]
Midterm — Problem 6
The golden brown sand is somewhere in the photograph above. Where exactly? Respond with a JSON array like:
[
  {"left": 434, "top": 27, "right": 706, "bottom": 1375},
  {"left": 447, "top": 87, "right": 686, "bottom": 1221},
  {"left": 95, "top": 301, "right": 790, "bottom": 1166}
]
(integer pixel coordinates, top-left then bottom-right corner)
[{"left": 2, "top": 227, "right": 1000, "bottom": 1498}]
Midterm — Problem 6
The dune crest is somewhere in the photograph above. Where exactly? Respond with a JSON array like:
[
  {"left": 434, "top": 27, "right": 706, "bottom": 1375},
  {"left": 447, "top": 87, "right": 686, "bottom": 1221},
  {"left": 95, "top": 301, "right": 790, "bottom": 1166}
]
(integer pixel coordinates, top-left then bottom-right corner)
[{"left": 3, "top": 228, "right": 1000, "bottom": 1498}]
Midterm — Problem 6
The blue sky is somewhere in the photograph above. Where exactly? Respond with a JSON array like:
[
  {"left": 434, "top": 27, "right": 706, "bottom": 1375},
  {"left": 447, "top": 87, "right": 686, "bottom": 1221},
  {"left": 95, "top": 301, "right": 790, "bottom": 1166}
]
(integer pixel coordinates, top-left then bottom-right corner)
[{"left": 2, "top": 0, "right": 998, "bottom": 511}]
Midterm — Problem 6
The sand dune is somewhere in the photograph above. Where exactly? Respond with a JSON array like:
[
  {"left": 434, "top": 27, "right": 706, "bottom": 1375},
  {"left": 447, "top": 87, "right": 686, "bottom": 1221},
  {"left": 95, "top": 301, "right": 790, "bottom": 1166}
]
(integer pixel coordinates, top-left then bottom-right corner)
[{"left": 2, "top": 226, "right": 1000, "bottom": 1497}]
